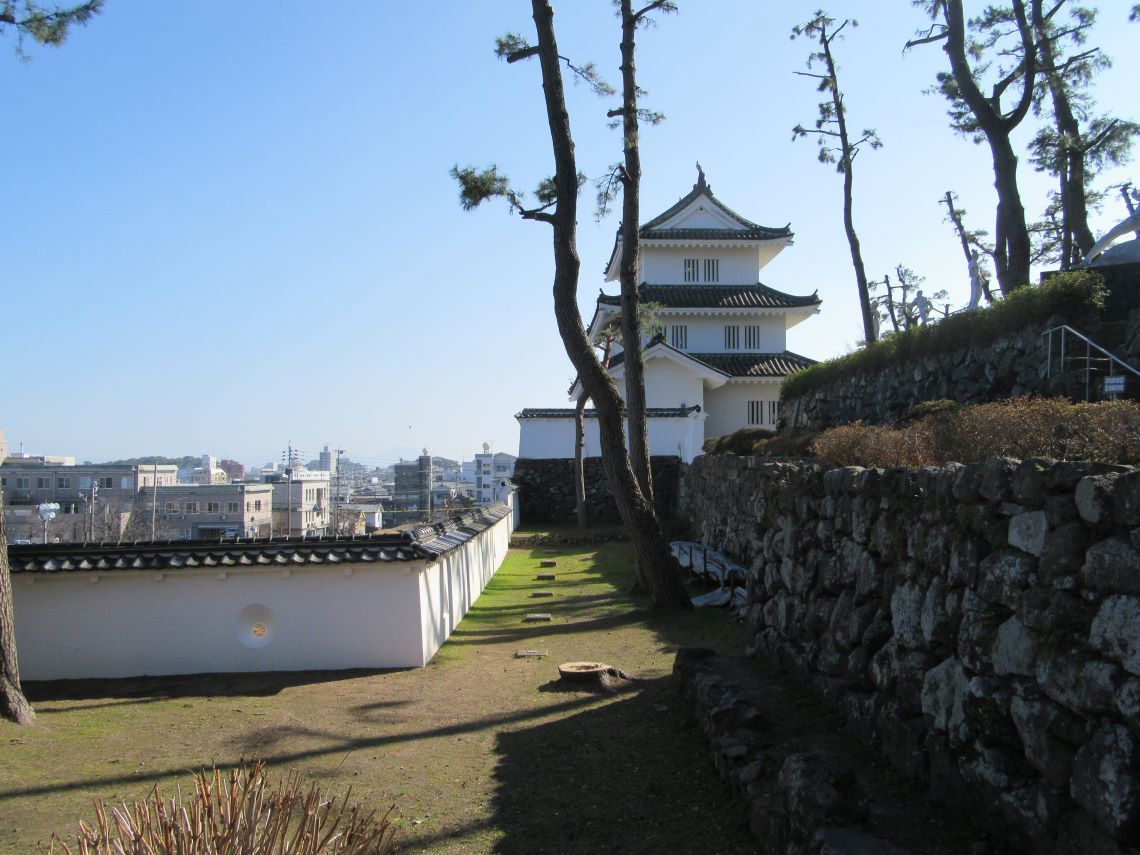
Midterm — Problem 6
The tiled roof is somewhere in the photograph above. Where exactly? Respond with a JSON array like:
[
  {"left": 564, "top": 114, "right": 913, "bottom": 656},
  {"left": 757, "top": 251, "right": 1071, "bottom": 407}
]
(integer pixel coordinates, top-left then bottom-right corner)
[
  {"left": 686, "top": 351, "right": 817, "bottom": 377},
  {"left": 597, "top": 284, "right": 821, "bottom": 310},
  {"left": 641, "top": 226, "right": 792, "bottom": 241},
  {"left": 7, "top": 505, "right": 511, "bottom": 574},
  {"left": 640, "top": 174, "right": 793, "bottom": 241},
  {"left": 605, "top": 346, "right": 813, "bottom": 377},
  {"left": 516, "top": 405, "right": 702, "bottom": 420}
]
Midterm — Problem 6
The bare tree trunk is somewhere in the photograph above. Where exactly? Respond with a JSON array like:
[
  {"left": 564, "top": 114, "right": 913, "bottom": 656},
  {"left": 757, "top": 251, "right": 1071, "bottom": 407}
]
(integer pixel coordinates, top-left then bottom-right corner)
[
  {"left": 1031, "top": 0, "right": 1095, "bottom": 265},
  {"left": 820, "top": 27, "right": 876, "bottom": 343},
  {"left": 573, "top": 392, "right": 588, "bottom": 527},
  {"left": 942, "top": 0, "right": 1035, "bottom": 295},
  {"left": 942, "top": 190, "right": 996, "bottom": 303},
  {"left": 618, "top": 0, "right": 653, "bottom": 508},
  {"left": 531, "top": 0, "right": 689, "bottom": 608},
  {"left": 0, "top": 493, "right": 35, "bottom": 724}
]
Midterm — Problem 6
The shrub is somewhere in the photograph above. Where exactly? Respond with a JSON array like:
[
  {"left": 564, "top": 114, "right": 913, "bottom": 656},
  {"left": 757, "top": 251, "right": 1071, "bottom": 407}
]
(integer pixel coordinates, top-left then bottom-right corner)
[
  {"left": 703, "top": 428, "right": 815, "bottom": 459},
  {"left": 810, "top": 396, "right": 1140, "bottom": 467},
  {"left": 704, "top": 427, "right": 775, "bottom": 456},
  {"left": 781, "top": 270, "right": 1108, "bottom": 401},
  {"left": 41, "top": 760, "right": 397, "bottom": 855}
]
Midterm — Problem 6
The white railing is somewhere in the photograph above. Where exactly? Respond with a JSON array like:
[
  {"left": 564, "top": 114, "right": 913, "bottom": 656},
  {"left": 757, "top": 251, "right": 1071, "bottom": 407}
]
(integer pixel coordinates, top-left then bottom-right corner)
[{"left": 1043, "top": 325, "right": 1140, "bottom": 401}]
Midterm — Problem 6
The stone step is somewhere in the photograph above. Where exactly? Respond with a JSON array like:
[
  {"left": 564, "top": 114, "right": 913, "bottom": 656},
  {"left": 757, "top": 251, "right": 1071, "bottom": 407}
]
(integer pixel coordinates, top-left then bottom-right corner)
[
  {"left": 536, "top": 573, "right": 556, "bottom": 581},
  {"left": 539, "top": 560, "right": 557, "bottom": 568},
  {"left": 531, "top": 590, "right": 555, "bottom": 598},
  {"left": 515, "top": 649, "right": 548, "bottom": 658},
  {"left": 523, "top": 613, "right": 552, "bottom": 622}
]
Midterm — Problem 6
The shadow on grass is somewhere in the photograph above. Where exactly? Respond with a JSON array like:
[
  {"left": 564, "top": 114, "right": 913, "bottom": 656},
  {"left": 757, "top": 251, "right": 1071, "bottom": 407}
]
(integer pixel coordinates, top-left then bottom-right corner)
[
  {"left": 482, "top": 540, "right": 753, "bottom": 854},
  {"left": 25, "top": 668, "right": 399, "bottom": 706},
  {"left": 490, "top": 676, "right": 754, "bottom": 855},
  {"left": 444, "top": 608, "right": 649, "bottom": 647},
  {"left": 0, "top": 690, "right": 606, "bottom": 803}
]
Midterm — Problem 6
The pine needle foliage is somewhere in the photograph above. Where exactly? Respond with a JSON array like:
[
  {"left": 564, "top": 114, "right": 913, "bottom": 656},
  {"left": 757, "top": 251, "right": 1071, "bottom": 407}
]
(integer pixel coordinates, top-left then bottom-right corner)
[
  {"left": 781, "top": 270, "right": 1107, "bottom": 401},
  {"left": 40, "top": 760, "right": 397, "bottom": 855}
]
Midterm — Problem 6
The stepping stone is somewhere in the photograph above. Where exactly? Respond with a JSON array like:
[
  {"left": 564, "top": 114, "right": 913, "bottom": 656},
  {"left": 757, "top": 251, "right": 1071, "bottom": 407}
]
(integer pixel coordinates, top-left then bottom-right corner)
[
  {"left": 531, "top": 590, "right": 555, "bottom": 598},
  {"left": 524, "top": 613, "right": 552, "bottom": 622},
  {"left": 515, "top": 649, "right": 548, "bottom": 658},
  {"left": 539, "top": 560, "right": 557, "bottom": 568},
  {"left": 536, "top": 573, "right": 556, "bottom": 581}
]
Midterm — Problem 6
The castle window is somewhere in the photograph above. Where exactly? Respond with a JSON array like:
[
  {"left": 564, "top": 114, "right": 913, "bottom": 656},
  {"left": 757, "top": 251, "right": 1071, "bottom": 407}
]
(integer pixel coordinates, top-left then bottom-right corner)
[
  {"left": 704, "top": 258, "right": 719, "bottom": 282},
  {"left": 724, "top": 325, "right": 740, "bottom": 349},
  {"left": 744, "top": 325, "right": 762, "bottom": 349},
  {"left": 747, "top": 401, "right": 763, "bottom": 425},
  {"left": 769, "top": 401, "right": 780, "bottom": 423},
  {"left": 683, "top": 258, "right": 699, "bottom": 282},
  {"left": 669, "top": 325, "right": 688, "bottom": 349}
]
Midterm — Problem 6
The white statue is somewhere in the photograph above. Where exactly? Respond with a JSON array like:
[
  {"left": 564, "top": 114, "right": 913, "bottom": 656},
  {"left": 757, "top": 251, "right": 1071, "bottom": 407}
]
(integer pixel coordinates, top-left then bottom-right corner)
[
  {"left": 912, "top": 289, "right": 933, "bottom": 325},
  {"left": 967, "top": 249, "right": 985, "bottom": 311}
]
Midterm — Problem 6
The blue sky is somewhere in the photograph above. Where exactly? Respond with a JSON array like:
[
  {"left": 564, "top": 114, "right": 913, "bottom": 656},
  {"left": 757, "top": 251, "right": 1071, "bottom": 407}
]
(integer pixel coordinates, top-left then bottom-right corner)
[{"left": 3, "top": 1, "right": 1137, "bottom": 467}]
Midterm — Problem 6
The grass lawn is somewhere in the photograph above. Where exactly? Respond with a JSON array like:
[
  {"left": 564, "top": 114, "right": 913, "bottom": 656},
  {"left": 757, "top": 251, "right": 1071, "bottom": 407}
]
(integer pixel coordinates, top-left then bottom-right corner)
[{"left": 0, "top": 537, "right": 756, "bottom": 854}]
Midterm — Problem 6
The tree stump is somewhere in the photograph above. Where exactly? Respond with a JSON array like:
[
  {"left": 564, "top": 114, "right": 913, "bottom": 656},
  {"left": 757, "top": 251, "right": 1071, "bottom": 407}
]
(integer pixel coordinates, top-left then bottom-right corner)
[{"left": 557, "top": 662, "right": 638, "bottom": 692}]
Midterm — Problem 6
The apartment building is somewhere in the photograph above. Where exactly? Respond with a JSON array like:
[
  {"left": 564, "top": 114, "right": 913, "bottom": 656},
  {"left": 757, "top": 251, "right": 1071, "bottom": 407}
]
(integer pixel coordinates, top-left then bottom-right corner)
[{"left": 152, "top": 483, "right": 274, "bottom": 540}]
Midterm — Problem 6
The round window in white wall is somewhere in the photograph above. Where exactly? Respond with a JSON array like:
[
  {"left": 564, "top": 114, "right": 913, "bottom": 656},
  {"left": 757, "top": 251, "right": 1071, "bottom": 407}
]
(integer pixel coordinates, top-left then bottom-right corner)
[{"left": 237, "top": 604, "right": 275, "bottom": 648}]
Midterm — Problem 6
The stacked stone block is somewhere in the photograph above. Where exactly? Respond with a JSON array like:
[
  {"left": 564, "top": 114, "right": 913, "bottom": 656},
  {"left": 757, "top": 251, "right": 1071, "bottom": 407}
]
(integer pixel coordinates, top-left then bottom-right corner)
[{"left": 680, "top": 455, "right": 1140, "bottom": 852}]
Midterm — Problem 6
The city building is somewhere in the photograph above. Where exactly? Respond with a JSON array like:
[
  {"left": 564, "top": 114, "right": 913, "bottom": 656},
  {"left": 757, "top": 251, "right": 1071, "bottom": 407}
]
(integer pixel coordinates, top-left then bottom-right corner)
[
  {"left": 219, "top": 459, "right": 246, "bottom": 482},
  {"left": 517, "top": 168, "right": 821, "bottom": 462},
  {"left": 1, "top": 460, "right": 179, "bottom": 542},
  {"left": 266, "top": 469, "right": 330, "bottom": 536},
  {"left": 392, "top": 452, "right": 432, "bottom": 512},
  {"left": 149, "top": 483, "right": 274, "bottom": 539},
  {"left": 182, "top": 454, "right": 231, "bottom": 485},
  {"left": 473, "top": 445, "right": 516, "bottom": 505}
]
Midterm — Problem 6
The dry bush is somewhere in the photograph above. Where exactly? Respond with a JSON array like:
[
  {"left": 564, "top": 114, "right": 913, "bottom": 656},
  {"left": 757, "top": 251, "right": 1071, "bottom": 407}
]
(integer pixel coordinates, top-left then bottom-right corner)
[
  {"left": 704, "top": 427, "right": 775, "bottom": 455},
  {"left": 40, "top": 760, "right": 397, "bottom": 855},
  {"left": 811, "top": 397, "right": 1140, "bottom": 467}
]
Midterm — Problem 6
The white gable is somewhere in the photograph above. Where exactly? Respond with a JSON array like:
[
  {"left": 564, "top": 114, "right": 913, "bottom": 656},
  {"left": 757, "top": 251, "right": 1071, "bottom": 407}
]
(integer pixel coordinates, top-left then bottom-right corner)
[{"left": 653, "top": 193, "right": 744, "bottom": 231}]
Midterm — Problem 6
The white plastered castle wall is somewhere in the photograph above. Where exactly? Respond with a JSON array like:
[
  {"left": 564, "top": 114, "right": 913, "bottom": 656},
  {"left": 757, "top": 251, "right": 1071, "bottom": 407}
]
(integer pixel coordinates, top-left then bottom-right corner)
[
  {"left": 704, "top": 380, "right": 783, "bottom": 437},
  {"left": 640, "top": 246, "right": 760, "bottom": 284},
  {"left": 13, "top": 509, "right": 513, "bottom": 680}
]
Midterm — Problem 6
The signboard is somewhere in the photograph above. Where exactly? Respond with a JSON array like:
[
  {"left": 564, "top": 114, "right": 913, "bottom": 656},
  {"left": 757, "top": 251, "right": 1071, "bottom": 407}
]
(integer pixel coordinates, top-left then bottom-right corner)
[{"left": 1104, "top": 375, "right": 1126, "bottom": 394}]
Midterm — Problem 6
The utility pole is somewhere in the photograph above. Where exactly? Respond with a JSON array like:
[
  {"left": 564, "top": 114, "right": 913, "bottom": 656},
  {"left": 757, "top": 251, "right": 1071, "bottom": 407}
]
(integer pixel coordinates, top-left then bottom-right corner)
[
  {"left": 333, "top": 447, "right": 344, "bottom": 537},
  {"left": 88, "top": 479, "right": 99, "bottom": 542},
  {"left": 150, "top": 461, "right": 159, "bottom": 541},
  {"left": 282, "top": 442, "right": 297, "bottom": 538}
]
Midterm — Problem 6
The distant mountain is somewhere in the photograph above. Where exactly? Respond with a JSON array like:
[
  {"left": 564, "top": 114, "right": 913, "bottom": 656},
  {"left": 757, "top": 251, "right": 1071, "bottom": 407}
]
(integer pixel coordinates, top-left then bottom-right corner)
[{"left": 96, "top": 455, "right": 201, "bottom": 468}]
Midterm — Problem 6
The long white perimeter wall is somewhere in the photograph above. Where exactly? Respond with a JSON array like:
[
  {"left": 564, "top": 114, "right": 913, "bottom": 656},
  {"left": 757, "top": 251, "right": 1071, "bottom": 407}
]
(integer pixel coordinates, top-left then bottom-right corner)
[
  {"left": 518, "top": 414, "right": 705, "bottom": 463},
  {"left": 13, "top": 509, "right": 514, "bottom": 680}
]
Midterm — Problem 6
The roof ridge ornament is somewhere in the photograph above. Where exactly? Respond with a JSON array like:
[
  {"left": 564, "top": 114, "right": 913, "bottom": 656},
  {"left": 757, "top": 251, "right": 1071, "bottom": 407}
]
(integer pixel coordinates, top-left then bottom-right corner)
[{"left": 695, "top": 162, "right": 707, "bottom": 192}]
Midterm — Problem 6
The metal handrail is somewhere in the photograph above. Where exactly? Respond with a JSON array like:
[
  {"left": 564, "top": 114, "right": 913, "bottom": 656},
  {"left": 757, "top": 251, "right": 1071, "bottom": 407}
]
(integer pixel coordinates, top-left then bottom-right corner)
[{"left": 1043, "top": 324, "right": 1140, "bottom": 401}]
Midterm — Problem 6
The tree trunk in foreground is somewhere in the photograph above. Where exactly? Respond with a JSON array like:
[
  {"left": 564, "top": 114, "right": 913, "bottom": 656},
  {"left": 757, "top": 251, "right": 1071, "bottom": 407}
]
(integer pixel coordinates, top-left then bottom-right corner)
[
  {"left": 819, "top": 28, "right": 876, "bottom": 344},
  {"left": 943, "top": 0, "right": 1035, "bottom": 294},
  {"left": 0, "top": 493, "right": 35, "bottom": 724},
  {"left": 530, "top": 0, "right": 689, "bottom": 608},
  {"left": 618, "top": 0, "right": 654, "bottom": 511},
  {"left": 574, "top": 392, "right": 589, "bottom": 527},
  {"left": 1031, "top": 0, "right": 1095, "bottom": 267}
]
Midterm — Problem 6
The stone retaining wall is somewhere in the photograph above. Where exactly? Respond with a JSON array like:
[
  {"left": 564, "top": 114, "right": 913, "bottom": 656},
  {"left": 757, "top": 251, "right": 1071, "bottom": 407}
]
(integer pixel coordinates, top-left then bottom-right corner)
[
  {"left": 679, "top": 454, "right": 1140, "bottom": 852},
  {"left": 512, "top": 456, "right": 682, "bottom": 524},
  {"left": 782, "top": 309, "right": 1140, "bottom": 433}
]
